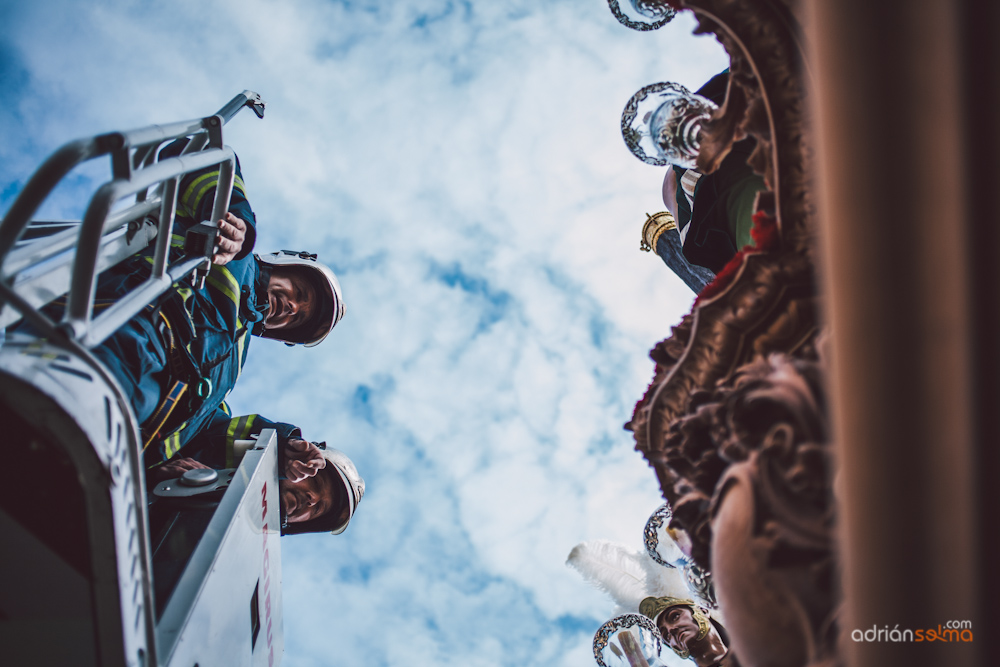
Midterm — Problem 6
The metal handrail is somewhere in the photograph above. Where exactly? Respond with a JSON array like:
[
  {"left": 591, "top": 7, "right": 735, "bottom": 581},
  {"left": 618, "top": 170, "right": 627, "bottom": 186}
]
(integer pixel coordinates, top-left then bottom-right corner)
[
  {"left": 1, "top": 199, "right": 161, "bottom": 279},
  {"left": 64, "top": 144, "right": 236, "bottom": 338},
  {"left": 0, "top": 89, "right": 266, "bottom": 667},
  {"left": 0, "top": 90, "right": 266, "bottom": 344}
]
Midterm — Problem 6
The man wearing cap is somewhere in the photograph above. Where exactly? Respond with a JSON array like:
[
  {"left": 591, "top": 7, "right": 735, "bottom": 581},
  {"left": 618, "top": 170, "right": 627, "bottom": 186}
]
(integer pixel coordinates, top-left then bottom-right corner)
[
  {"left": 150, "top": 409, "right": 365, "bottom": 536},
  {"left": 639, "top": 596, "right": 737, "bottom": 667},
  {"left": 66, "top": 144, "right": 347, "bottom": 467}
]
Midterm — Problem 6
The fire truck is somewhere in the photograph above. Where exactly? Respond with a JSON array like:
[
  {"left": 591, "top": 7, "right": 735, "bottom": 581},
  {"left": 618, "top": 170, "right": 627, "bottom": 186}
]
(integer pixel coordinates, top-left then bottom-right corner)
[{"left": 0, "top": 92, "right": 284, "bottom": 666}]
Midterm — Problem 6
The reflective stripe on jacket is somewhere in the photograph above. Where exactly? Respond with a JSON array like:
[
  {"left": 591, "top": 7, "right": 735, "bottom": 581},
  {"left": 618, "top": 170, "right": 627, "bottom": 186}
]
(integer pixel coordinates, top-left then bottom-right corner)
[
  {"left": 94, "top": 146, "right": 270, "bottom": 465},
  {"left": 175, "top": 405, "right": 300, "bottom": 470}
]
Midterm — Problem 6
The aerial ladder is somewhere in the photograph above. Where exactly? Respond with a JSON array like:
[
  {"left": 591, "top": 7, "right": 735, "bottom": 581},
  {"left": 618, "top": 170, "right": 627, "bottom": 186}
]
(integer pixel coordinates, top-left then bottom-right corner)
[{"left": 0, "top": 91, "right": 284, "bottom": 667}]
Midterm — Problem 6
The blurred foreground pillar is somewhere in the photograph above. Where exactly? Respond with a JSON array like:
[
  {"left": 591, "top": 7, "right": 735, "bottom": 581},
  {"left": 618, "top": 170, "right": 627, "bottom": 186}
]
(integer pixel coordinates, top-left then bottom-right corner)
[{"left": 807, "top": 1, "right": 999, "bottom": 665}]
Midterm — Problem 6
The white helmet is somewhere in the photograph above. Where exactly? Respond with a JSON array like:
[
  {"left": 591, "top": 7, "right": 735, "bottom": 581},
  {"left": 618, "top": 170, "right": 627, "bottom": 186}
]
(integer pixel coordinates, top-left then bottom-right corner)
[
  {"left": 282, "top": 445, "right": 365, "bottom": 536},
  {"left": 256, "top": 250, "right": 346, "bottom": 347}
]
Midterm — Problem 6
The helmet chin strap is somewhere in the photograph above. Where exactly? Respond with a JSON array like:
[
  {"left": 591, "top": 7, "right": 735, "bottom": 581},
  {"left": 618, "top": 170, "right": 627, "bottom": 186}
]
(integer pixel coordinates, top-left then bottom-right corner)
[{"left": 252, "top": 265, "right": 272, "bottom": 337}]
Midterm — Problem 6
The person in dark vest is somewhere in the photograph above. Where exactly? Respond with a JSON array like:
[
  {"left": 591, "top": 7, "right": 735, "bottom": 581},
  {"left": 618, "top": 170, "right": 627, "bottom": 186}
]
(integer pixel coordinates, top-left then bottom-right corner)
[{"left": 665, "top": 70, "right": 766, "bottom": 274}]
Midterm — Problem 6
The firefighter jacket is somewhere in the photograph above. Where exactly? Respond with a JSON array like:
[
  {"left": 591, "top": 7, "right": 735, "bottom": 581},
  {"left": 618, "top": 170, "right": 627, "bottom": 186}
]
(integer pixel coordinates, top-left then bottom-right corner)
[{"left": 87, "top": 146, "right": 270, "bottom": 466}]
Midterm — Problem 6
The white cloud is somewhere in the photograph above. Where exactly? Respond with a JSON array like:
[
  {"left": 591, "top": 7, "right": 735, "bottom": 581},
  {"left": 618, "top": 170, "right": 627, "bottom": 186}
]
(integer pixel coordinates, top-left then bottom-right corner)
[{"left": 2, "top": 1, "right": 729, "bottom": 664}]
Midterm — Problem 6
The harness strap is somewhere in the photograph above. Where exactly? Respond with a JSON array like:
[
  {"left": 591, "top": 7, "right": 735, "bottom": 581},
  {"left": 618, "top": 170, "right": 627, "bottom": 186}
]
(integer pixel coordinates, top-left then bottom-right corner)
[
  {"left": 140, "top": 308, "right": 205, "bottom": 455},
  {"left": 142, "top": 380, "right": 188, "bottom": 451}
]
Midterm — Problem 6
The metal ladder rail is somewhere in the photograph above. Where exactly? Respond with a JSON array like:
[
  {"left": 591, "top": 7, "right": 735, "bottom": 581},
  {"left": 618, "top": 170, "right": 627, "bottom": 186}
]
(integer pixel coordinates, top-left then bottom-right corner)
[
  {"left": 0, "top": 126, "right": 231, "bottom": 343},
  {"left": 0, "top": 205, "right": 163, "bottom": 329},
  {"left": 0, "top": 87, "right": 265, "bottom": 270},
  {"left": 0, "top": 90, "right": 266, "bottom": 345},
  {"left": 0, "top": 90, "right": 264, "bottom": 667}
]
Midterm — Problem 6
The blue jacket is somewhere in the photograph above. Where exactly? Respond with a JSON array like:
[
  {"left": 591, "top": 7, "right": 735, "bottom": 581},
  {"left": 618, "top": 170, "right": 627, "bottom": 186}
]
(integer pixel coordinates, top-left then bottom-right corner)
[{"left": 88, "top": 148, "right": 271, "bottom": 466}]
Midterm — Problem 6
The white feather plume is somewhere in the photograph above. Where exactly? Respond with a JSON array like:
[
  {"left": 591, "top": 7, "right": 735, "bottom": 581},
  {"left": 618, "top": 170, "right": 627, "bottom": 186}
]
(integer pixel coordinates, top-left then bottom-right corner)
[
  {"left": 644, "top": 558, "right": 692, "bottom": 600},
  {"left": 566, "top": 540, "right": 648, "bottom": 613},
  {"left": 566, "top": 539, "right": 695, "bottom": 615}
]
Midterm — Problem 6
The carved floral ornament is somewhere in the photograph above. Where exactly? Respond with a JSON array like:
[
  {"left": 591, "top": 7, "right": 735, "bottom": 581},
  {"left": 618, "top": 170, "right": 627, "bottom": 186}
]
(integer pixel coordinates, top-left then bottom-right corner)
[{"left": 638, "top": 354, "right": 838, "bottom": 667}]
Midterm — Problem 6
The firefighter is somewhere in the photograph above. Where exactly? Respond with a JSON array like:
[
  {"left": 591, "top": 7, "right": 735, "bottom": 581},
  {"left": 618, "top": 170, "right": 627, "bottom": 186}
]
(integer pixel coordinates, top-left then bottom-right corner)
[
  {"left": 79, "top": 142, "right": 346, "bottom": 467},
  {"left": 150, "top": 409, "right": 365, "bottom": 535}
]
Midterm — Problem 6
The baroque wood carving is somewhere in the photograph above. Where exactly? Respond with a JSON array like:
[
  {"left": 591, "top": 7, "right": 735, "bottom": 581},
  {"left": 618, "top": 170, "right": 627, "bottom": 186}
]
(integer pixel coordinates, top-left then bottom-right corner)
[
  {"left": 626, "top": 1, "right": 838, "bottom": 666},
  {"left": 628, "top": 0, "right": 818, "bottom": 508},
  {"left": 706, "top": 355, "right": 837, "bottom": 667}
]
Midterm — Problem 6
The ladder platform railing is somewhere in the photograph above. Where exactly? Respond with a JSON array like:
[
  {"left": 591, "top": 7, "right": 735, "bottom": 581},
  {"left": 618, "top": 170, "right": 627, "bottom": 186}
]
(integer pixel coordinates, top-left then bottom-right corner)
[{"left": 0, "top": 90, "right": 265, "bottom": 345}]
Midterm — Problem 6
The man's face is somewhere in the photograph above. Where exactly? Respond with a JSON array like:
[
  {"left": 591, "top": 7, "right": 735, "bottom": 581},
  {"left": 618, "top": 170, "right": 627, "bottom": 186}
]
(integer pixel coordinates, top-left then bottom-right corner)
[
  {"left": 657, "top": 606, "right": 701, "bottom": 656},
  {"left": 265, "top": 269, "right": 318, "bottom": 331},
  {"left": 279, "top": 469, "right": 336, "bottom": 524}
]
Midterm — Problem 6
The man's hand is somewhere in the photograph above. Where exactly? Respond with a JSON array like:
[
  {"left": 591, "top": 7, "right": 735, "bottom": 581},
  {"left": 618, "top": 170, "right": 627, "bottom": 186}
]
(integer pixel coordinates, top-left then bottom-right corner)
[
  {"left": 212, "top": 212, "right": 248, "bottom": 265},
  {"left": 284, "top": 438, "right": 327, "bottom": 482},
  {"left": 150, "top": 457, "right": 213, "bottom": 483}
]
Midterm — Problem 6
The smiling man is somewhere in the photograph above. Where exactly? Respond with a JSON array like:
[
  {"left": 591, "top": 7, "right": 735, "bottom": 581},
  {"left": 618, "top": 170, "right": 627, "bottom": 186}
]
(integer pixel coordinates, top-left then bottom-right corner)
[
  {"left": 253, "top": 251, "right": 341, "bottom": 348},
  {"left": 639, "top": 596, "right": 736, "bottom": 667},
  {"left": 264, "top": 269, "right": 317, "bottom": 332},
  {"left": 151, "top": 411, "right": 365, "bottom": 536}
]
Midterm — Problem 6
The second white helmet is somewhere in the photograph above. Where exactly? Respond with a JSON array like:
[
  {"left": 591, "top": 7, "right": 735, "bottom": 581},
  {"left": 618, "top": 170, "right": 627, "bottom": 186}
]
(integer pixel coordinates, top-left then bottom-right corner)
[{"left": 282, "top": 445, "right": 365, "bottom": 536}]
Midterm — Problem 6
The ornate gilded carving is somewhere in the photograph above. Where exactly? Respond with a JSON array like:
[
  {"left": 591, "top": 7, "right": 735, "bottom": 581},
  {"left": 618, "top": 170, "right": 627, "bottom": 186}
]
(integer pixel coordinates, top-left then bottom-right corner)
[
  {"left": 628, "top": 0, "right": 819, "bottom": 507},
  {"left": 641, "top": 355, "right": 838, "bottom": 666},
  {"left": 711, "top": 355, "right": 837, "bottom": 667},
  {"left": 630, "top": 243, "right": 818, "bottom": 504},
  {"left": 624, "top": 1, "right": 838, "bottom": 664},
  {"left": 689, "top": 0, "right": 816, "bottom": 257}
]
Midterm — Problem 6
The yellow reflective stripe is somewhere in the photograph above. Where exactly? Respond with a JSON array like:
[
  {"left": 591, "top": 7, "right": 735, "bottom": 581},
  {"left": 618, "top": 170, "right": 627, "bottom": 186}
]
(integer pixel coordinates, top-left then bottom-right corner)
[
  {"left": 225, "top": 415, "right": 243, "bottom": 467},
  {"left": 171, "top": 234, "right": 185, "bottom": 248},
  {"left": 206, "top": 264, "right": 240, "bottom": 306},
  {"left": 221, "top": 401, "right": 232, "bottom": 417},
  {"left": 235, "top": 329, "right": 249, "bottom": 381},
  {"left": 224, "top": 414, "right": 257, "bottom": 467},
  {"left": 142, "top": 382, "right": 188, "bottom": 453},
  {"left": 238, "top": 415, "right": 258, "bottom": 469},
  {"left": 225, "top": 415, "right": 242, "bottom": 440},
  {"left": 164, "top": 424, "right": 186, "bottom": 459},
  {"left": 179, "top": 170, "right": 245, "bottom": 219},
  {"left": 189, "top": 176, "right": 219, "bottom": 214},
  {"left": 179, "top": 171, "right": 218, "bottom": 218},
  {"left": 186, "top": 173, "right": 246, "bottom": 215}
]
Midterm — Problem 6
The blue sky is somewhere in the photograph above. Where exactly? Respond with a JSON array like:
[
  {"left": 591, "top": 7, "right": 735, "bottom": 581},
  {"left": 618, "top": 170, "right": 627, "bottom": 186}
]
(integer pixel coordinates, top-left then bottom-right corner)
[{"left": 0, "top": 1, "right": 728, "bottom": 664}]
